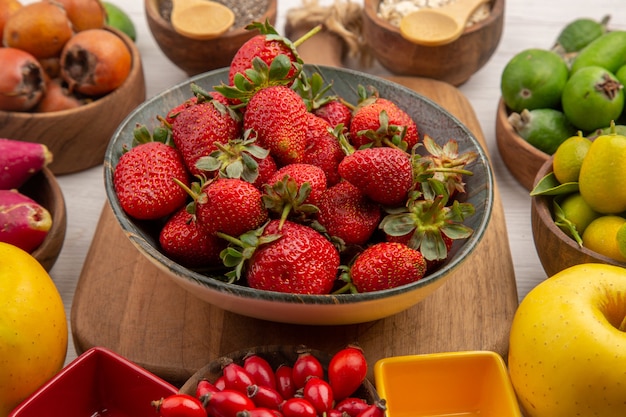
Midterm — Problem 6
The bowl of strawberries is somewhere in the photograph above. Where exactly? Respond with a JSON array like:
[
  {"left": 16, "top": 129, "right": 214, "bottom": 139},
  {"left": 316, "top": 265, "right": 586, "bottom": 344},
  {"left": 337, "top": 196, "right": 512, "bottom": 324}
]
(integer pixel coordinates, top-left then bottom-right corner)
[{"left": 104, "top": 25, "right": 493, "bottom": 325}]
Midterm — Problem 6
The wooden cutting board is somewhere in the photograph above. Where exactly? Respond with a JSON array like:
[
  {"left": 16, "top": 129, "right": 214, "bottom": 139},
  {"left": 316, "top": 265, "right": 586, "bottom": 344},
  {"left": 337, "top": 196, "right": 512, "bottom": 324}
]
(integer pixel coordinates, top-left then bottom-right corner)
[{"left": 71, "top": 33, "right": 518, "bottom": 387}]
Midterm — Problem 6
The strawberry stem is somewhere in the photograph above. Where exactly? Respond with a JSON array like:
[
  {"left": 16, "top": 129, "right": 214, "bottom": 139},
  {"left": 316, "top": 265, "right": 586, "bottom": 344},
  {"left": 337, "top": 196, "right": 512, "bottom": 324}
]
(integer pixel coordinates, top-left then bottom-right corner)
[
  {"left": 293, "top": 24, "right": 323, "bottom": 47},
  {"left": 215, "top": 231, "right": 244, "bottom": 247}
]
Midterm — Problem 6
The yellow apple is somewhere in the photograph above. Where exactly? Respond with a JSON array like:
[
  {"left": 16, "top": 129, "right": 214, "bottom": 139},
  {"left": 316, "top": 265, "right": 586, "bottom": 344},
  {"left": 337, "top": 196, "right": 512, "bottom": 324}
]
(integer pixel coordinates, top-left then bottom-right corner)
[
  {"left": 0, "top": 243, "right": 67, "bottom": 417},
  {"left": 508, "top": 263, "right": 626, "bottom": 417}
]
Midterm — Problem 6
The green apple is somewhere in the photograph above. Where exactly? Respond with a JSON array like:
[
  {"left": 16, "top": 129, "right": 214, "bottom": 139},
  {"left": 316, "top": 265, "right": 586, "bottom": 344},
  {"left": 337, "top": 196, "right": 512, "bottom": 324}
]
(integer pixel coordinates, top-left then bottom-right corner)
[{"left": 508, "top": 263, "right": 626, "bottom": 417}]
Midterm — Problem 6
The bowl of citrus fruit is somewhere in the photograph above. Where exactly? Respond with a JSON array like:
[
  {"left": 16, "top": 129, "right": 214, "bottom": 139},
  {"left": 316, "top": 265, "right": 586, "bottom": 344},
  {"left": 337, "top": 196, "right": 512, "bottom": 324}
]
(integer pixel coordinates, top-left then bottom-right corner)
[
  {"left": 103, "top": 23, "right": 494, "bottom": 325},
  {"left": 531, "top": 124, "right": 626, "bottom": 277},
  {"left": 496, "top": 15, "right": 626, "bottom": 191}
]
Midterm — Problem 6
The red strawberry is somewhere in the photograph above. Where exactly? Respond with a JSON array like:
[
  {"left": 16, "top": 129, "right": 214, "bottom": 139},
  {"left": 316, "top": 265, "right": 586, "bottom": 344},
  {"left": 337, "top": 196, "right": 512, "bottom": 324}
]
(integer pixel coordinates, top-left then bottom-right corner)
[
  {"left": 113, "top": 140, "right": 189, "bottom": 220},
  {"left": 228, "top": 21, "right": 302, "bottom": 86},
  {"left": 302, "top": 113, "right": 345, "bottom": 186},
  {"left": 194, "top": 178, "right": 269, "bottom": 238},
  {"left": 252, "top": 152, "right": 279, "bottom": 189},
  {"left": 245, "top": 220, "right": 340, "bottom": 294},
  {"left": 316, "top": 181, "right": 381, "bottom": 246},
  {"left": 159, "top": 206, "right": 226, "bottom": 268},
  {"left": 263, "top": 163, "right": 327, "bottom": 228},
  {"left": 349, "top": 96, "right": 419, "bottom": 151},
  {"left": 341, "top": 242, "right": 426, "bottom": 293},
  {"left": 171, "top": 97, "right": 242, "bottom": 177},
  {"left": 243, "top": 85, "right": 308, "bottom": 166},
  {"left": 338, "top": 146, "right": 413, "bottom": 207},
  {"left": 165, "top": 96, "right": 197, "bottom": 124},
  {"left": 314, "top": 99, "right": 352, "bottom": 132},
  {"left": 267, "top": 163, "right": 327, "bottom": 206}
]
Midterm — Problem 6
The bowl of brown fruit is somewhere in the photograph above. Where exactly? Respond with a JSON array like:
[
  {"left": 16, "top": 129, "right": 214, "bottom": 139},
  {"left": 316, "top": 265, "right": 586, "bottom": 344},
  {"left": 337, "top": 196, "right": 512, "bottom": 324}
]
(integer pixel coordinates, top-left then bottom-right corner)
[{"left": 0, "top": 0, "right": 146, "bottom": 175}]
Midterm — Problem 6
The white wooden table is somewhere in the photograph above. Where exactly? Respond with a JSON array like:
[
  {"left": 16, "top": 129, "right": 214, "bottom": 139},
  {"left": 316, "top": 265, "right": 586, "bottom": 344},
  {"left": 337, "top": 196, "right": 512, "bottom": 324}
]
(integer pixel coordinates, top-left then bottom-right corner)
[{"left": 46, "top": 0, "right": 626, "bottom": 365}]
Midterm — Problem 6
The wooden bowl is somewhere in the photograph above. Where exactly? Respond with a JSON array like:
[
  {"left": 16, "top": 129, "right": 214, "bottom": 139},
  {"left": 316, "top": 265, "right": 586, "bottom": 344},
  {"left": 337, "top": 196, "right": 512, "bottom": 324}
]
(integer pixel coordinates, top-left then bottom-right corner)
[
  {"left": 495, "top": 97, "right": 550, "bottom": 191},
  {"left": 361, "top": 0, "right": 504, "bottom": 86},
  {"left": 145, "top": 0, "right": 278, "bottom": 77},
  {"left": 0, "top": 27, "right": 146, "bottom": 175},
  {"left": 179, "top": 345, "right": 380, "bottom": 400},
  {"left": 104, "top": 65, "right": 494, "bottom": 325},
  {"left": 19, "top": 167, "right": 67, "bottom": 271},
  {"left": 530, "top": 156, "right": 626, "bottom": 277}
]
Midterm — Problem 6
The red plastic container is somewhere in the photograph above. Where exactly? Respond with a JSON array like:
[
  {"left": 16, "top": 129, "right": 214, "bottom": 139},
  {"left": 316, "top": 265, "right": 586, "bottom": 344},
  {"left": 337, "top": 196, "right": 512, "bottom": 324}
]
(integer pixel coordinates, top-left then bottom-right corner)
[{"left": 9, "top": 347, "right": 177, "bottom": 417}]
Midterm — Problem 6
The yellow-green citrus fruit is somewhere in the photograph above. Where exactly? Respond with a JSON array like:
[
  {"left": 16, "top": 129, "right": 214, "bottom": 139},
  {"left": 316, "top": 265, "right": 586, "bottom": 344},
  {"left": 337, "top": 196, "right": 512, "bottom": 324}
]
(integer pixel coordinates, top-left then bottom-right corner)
[
  {"left": 509, "top": 263, "right": 626, "bottom": 417},
  {"left": 578, "top": 133, "right": 626, "bottom": 214},
  {"left": 552, "top": 133, "right": 592, "bottom": 183},
  {"left": 501, "top": 48, "right": 569, "bottom": 113},
  {"left": 0, "top": 242, "right": 68, "bottom": 417},
  {"left": 617, "top": 222, "right": 626, "bottom": 259},
  {"left": 561, "top": 66, "right": 624, "bottom": 132},
  {"left": 558, "top": 192, "right": 600, "bottom": 235},
  {"left": 103, "top": 1, "right": 136, "bottom": 41},
  {"left": 581, "top": 215, "right": 626, "bottom": 262}
]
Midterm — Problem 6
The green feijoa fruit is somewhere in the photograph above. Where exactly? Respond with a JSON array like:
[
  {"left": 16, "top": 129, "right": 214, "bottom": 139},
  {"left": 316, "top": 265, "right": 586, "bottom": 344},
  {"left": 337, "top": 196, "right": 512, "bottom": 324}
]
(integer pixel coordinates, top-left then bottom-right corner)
[
  {"left": 616, "top": 64, "right": 626, "bottom": 87},
  {"left": 554, "top": 16, "right": 608, "bottom": 53},
  {"left": 570, "top": 30, "right": 626, "bottom": 75},
  {"left": 508, "top": 108, "right": 578, "bottom": 155},
  {"left": 562, "top": 66, "right": 624, "bottom": 132},
  {"left": 501, "top": 49, "right": 569, "bottom": 113},
  {"left": 103, "top": 1, "right": 136, "bottom": 41}
]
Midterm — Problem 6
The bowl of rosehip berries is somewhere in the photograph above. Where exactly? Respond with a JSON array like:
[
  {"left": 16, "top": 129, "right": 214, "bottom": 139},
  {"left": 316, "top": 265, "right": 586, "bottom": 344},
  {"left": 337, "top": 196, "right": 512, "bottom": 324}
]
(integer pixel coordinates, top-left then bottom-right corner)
[
  {"left": 104, "top": 24, "right": 493, "bottom": 325},
  {"left": 171, "top": 345, "right": 383, "bottom": 417},
  {"left": 0, "top": 0, "right": 146, "bottom": 174}
]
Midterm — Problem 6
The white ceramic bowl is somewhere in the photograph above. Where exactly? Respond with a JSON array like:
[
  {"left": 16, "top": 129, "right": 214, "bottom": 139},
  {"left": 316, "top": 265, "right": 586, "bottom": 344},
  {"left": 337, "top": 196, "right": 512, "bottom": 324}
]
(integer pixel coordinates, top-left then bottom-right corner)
[{"left": 103, "top": 65, "right": 494, "bottom": 325}]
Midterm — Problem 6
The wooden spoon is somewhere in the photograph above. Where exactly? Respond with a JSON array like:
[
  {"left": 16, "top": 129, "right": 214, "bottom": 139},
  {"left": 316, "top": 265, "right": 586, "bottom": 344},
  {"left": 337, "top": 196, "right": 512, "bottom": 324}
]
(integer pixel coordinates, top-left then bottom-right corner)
[
  {"left": 399, "top": 0, "right": 489, "bottom": 46},
  {"left": 170, "top": 0, "right": 235, "bottom": 40}
]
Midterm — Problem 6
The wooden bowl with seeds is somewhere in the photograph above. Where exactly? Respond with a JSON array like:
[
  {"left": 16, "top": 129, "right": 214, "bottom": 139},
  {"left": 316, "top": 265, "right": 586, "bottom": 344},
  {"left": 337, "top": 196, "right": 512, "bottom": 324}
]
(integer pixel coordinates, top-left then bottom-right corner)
[
  {"left": 145, "top": 0, "right": 278, "bottom": 77},
  {"left": 361, "top": 0, "right": 504, "bottom": 86}
]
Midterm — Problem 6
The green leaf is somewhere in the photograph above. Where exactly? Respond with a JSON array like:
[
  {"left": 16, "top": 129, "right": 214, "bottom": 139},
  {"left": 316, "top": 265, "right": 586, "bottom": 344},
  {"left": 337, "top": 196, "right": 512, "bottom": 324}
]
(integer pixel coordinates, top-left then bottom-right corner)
[
  {"left": 225, "top": 160, "right": 244, "bottom": 178},
  {"left": 553, "top": 198, "right": 583, "bottom": 246},
  {"left": 268, "top": 54, "right": 293, "bottom": 81},
  {"left": 379, "top": 213, "right": 417, "bottom": 236},
  {"left": 246, "top": 143, "right": 270, "bottom": 160},
  {"left": 195, "top": 156, "right": 221, "bottom": 172},
  {"left": 530, "top": 172, "right": 579, "bottom": 196},
  {"left": 441, "top": 223, "right": 473, "bottom": 240}
]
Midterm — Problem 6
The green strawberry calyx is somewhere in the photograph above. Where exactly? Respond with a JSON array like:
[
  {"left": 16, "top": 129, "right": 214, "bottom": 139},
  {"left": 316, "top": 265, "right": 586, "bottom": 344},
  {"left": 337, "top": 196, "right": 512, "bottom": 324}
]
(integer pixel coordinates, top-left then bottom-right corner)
[
  {"left": 412, "top": 135, "right": 478, "bottom": 196},
  {"left": 125, "top": 117, "right": 174, "bottom": 153},
  {"left": 215, "top": 54, "right": 302, "bottom": 105},
  {"left": 356, "top": 109, "right": 409, "bottom": 151},
  {"left": 195, "top": 129, "right": 269, "bottom": 183},
  {"left": 379, "top": 179, "right": 475, "bottom": 261},
  {"left": 216, "top": 222, "right": 282, "bottom": 283},
  {"left": 262, "top": 176, "right": 319, "bottom": 229},
  {"left": 292, "top": 71, "right": 337, "bottom": 112}
]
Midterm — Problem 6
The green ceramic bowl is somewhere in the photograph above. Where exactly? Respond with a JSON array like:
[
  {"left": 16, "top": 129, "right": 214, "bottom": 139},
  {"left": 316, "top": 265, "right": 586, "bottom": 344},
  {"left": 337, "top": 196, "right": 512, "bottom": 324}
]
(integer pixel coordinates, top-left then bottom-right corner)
[{"left": 103, "top": 65, "right": 494, "bottom": 325}]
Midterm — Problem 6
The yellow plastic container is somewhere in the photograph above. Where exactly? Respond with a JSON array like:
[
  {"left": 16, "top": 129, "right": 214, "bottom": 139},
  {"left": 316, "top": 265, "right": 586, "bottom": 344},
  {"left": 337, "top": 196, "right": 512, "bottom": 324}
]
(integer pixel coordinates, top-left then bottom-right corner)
[{"left": 374, "top": 351, "right": 521, "bottom": 417}]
